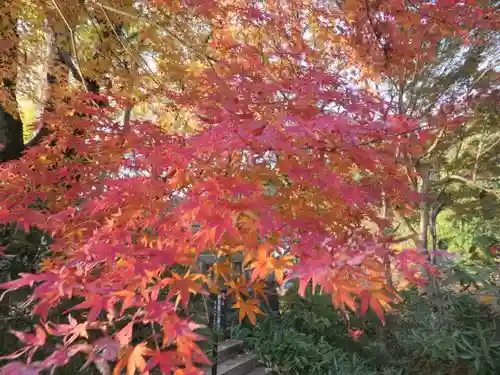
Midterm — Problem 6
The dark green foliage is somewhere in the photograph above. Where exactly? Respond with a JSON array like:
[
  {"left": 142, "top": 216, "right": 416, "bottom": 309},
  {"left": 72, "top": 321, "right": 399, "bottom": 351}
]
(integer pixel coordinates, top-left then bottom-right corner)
[
  {"left": 231, "top": 282, "right": 397, "bottom": 375},
  {"left": 232, "top": 316, "right": 381, "bottom": 375},
  {"left": 232, "top": 284, "right": 500, "bottom": 375},
  {"left": 380, "top": 288, "right": 500, "bottom": 374},
  {"left": 0, "top": 223, "right": 51, "bottom": 282},
  {"left": 0, "top": 224, "right": 52, "bottom": 361}
]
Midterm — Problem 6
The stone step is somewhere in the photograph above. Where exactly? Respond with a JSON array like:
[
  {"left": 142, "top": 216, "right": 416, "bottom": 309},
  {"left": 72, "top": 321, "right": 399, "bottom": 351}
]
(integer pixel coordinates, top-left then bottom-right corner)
[
  {"left": 216, "top": 339, "right": 244, "bottom": 363},
  {"left": 204, "top": 353, "right": 258, "bottom": 375},
  {"left": 246, "top": 366, "right": 267, "bottom": 375}
]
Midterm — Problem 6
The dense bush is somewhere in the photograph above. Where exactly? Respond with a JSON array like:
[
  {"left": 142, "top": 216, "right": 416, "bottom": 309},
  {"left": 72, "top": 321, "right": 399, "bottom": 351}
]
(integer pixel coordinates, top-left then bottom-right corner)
[
  {"left": 381, "top": 288, "right": 500, "bottom": 374},
  {"left": 232, "top": 316, "right": 383, "bottom": 375},
  {"left": 232, "top": 283, "right": 500, "bottom": 375}
]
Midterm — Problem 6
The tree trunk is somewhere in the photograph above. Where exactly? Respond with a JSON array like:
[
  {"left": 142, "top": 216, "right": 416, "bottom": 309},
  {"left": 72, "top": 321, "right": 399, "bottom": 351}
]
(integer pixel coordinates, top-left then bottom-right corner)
[
  {"left": 0, "top": 107, "right": 23, "bottom": 163},
  {"left": 430, "top": 200, "right": 445, "bottom": 265},
  {"left": 0, "top": 12, "right": 24, "bottom": 163},
  {"left": 381, "top": 191, "right": 393, "bottom": 289},
  {"left": 429, "top": 202, "right": 442, "bottom": 297},
  {"left": 265, "top": 275, "right": 281, "bottom": 315},
  {"left": 267, "top": 282, "right": 280, "bottom": 312},
  {"left": 416, "top": 164, "right": 431, "bottom": 252}
]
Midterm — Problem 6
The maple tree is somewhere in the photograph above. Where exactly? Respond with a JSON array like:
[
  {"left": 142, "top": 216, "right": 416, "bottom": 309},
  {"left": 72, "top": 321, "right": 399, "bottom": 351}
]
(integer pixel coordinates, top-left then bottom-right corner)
[{"left": 0, "top": 0, "right": 498, "bottom": 374}]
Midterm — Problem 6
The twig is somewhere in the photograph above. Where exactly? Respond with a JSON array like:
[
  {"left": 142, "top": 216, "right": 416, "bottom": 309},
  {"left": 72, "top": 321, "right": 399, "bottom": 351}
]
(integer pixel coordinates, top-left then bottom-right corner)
[
  {"left": 443, "top": 175, "right": 500, "bottom": 199},
  {"left": 93, "top": 1, "right": 217, "bottom": 63},
  {"left": 99, "top": 4, "right": 162, "bottom": 87},
  {"left": 472, "top": 126, "right": 486, "bottom": 182},
  {"left": 50, "top": 0, "right": 89, "bottom": 93},
  {"left": 478, "top": 136, "right": 500, "bottom": 159},
  {"left": 364, "top": 0, "right": 391, "bottom": 68},
  {"left": 423, "top": 125, "right": 447, "bottom": 158}
]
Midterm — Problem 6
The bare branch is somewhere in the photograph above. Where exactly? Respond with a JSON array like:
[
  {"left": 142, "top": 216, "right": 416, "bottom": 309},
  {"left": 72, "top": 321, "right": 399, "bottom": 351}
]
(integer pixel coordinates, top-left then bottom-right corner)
[
  {"left": 56, "top": 49, "right": 83, "bottom": 84},
  {"left": 443, "top": 175, "right": 500, "bottom": 198},
  {"left": 394, "top": 211, "right": 418, "bottom": 235},
  {"left": 472, "top": 127, "right": 486, "bottom": 183},
  {"left": 50, "top": 0, "right": 89, "bottom": 93},
  {"left": 423, "top": 125, "right": 447, "bottom": 158},
  {"left": 388, "top": 233, "right": 417, "bottom": 244}
]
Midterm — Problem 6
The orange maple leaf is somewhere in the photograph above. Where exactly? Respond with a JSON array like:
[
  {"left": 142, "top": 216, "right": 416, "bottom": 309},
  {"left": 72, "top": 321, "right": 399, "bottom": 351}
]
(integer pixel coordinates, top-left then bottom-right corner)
[
  {"left": 210, "top": 261, "right": 234, "bottom": 282},
  {"left": 114, "top": 290, "right": 137, "bottom": 314},
  {"left": 250, "top": 280, "right": 267, "bottom": 300},
  {"left": 232, "top": 298, "right": 264, "bottom": 325},
  {"left": 250, "top": 243, "right": 294, "bottom": 284},
  {"left": 163, "top": 271, "right": 205, "bottom": 308},
  {"left": 226, "top": 277, "right": 251, "bottom": 300},
  {"left": 113, "top": 342, "right": 153, "bottom": 375},
  {"left": 359, "top": 288, "right": 398, "bottom": 323}
]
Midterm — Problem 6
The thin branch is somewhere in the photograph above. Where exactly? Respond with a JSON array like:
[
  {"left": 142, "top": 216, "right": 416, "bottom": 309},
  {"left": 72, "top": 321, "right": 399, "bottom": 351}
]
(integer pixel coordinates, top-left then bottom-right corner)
[
  {"left": 402, "top": 151, "right": 418, "bottom": 192},
  {"left": 472, "top": 127, "right": 486, "bottom": 183},
  {"left": 55, "top": 49, "right": 100, "bottom": 108},
  {"left": 466, "top": 66, "right": 497, "bottom": 97},
  {"left": 99, "top": 5, "right": 162, "bottom": 87},
  {"left": 123, "top": 106, "right": 132, "bottom": 131},
  {"left": 388, "top": 233, "right": 417, "bottom": 244},
  {"left": 94, "top": 1, "right": 217, "bottom": 63},
  {"left": 443, "top": 175, "right": 500, "bottom": 199},
  {"left": 50, "top": 0, "right": 89, "bottom": 93},
  {"left": 364, "top": 0, "right": 391, "bottom": 68},
  {"left": 83, "top": 5, "right": 127, "bottom": 65},
  {"left": 56, "top": 49, "right": 83, "bottom": 84},
  {"left": 423, "top": 125, "right": 448, "bottom": 158},
  {"left": 394, "top": 211, "right": 418, "bottom": 235},
  {"left": 478, "top": 136, "right": 500, "bottom": 158}
]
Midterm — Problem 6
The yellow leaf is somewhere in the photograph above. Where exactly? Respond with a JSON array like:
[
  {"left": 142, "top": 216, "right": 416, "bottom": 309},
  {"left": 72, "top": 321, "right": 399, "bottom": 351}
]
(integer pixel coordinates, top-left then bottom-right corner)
[
  {"left": 65, "top": 228, "right": 87, "bottom": 240},
  {"left": 116, "top": 258, "right": 129, "bottom": 268},
  {"left": 479, "top": 296, "right": 495, "bottom": 304},
  {"left": 185, "top": 61, "right": 206, "bottom": 77}
]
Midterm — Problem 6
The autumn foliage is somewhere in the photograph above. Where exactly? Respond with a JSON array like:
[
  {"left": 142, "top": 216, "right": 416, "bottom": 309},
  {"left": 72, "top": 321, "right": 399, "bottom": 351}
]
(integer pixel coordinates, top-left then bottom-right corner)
[{"left": 0, "top": 0, "right": 497, "bottom": 374}]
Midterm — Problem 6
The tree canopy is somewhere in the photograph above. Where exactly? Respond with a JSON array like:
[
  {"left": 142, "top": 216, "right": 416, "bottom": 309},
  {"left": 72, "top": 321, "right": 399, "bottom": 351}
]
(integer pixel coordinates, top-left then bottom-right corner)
[{"left": 0, "top": 0, "right": 499, "bottom": 374}]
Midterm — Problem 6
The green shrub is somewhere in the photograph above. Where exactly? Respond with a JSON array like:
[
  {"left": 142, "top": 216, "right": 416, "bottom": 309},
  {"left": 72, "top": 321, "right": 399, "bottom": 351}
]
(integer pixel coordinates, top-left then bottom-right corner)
[
  {"left": 387, "top": 288, "right": 500, "bottom": 374},
  {"left": 232, "top": 315, "right": 381, "bottom": 375},
  {"left": 231, "top": 283, "right": 500, "bottom": 375}
]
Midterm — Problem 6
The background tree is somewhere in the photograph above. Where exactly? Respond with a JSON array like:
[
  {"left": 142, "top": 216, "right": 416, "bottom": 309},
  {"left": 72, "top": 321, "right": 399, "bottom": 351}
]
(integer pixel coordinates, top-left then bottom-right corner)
[{"left": 319, "top": 0, "right": 500, "bottom": 257}]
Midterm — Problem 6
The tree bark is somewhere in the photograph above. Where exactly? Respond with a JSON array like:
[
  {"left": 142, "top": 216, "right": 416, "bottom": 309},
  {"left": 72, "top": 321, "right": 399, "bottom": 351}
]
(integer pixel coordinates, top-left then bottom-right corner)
[
  {"left": 416, "top": 164, "right": 431, "bottom": 252},
  {"left": 430, "top": 200, "right": 445, "bottom": 265},
  {"left": 0, "top": 107, "right": 23, "bottom": 163},
  {"left": 381, "top": 191, "right": 393, "bottom": 288},
  {"left": 429, "top": 199, "right": 445, "bottom": 302},
  {"left": 0, "top": 12, "right": 24, "bottom": 163}
]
